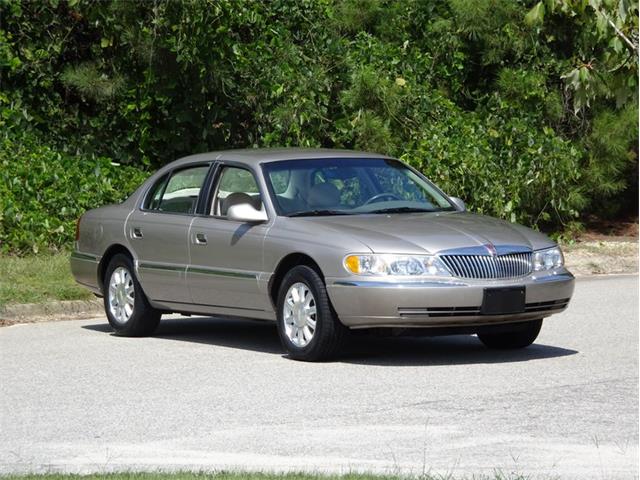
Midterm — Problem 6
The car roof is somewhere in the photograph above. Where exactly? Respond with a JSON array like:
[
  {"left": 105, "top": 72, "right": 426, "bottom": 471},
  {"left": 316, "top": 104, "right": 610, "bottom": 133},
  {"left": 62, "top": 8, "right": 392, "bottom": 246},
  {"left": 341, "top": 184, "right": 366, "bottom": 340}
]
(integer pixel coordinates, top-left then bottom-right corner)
[{"left": 169, "top": 148, "right": 391, "bottom": 168}]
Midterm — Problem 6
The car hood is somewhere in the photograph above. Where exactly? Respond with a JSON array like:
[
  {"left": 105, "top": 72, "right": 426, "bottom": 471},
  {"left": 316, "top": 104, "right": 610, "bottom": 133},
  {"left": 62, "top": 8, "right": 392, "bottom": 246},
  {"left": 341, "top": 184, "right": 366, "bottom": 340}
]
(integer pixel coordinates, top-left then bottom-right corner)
[{"left": 303, "top": 211, "right": 554, "bottom": 254}]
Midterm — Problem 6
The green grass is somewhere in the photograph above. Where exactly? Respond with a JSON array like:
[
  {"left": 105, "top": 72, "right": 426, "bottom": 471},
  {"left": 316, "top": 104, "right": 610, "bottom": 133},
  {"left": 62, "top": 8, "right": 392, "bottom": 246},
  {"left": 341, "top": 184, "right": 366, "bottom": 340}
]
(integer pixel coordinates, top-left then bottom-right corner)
[
  {"left": 0, "top": 253, "right": 93, "bottom": 308},
  {"left": 0, "top": 473, "right": 531, "bottom": 480}
]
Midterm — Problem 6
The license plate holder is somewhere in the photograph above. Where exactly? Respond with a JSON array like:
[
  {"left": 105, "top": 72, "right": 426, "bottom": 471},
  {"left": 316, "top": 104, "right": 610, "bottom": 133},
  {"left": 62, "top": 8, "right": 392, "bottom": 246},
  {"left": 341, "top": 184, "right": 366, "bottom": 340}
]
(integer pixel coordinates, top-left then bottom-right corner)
[{"left": 481, "top": 286, "right": 526, "bottom": 315}]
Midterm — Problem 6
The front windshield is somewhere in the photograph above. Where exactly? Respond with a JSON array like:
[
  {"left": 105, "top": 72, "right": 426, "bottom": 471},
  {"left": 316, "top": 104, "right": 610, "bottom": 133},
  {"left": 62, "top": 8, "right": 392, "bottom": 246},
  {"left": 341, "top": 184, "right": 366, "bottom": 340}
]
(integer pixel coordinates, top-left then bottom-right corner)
[{"left": 262, "top": 158, "right": 455, "bottom": 216}]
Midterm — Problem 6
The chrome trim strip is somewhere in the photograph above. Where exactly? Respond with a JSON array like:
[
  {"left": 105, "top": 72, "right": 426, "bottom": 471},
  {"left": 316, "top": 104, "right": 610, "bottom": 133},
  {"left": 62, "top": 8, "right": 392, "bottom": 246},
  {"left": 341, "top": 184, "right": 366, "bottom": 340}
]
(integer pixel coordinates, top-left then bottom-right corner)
[
  {"left": 188, "top": 266, "right": 257, "bottom": 279},
  {"left": 70, "top": 252, "right": 99, "bottom": 262},
  {"left": 155, "top": 299, "right": 265, "bottom": 312},
  {"left": 138, "top": 263, "right": 256, "bottom": 279},
  {"left": 138, "top": 263, "right": 184, "bottom": 273},
  {"left": 397, "top": 298, "right": 570, "bottom": 318},
  {"left": 332, "top": 280, "right": 468, "bottom": 288},
  {"left": 532, "top": 273, "right": 574, "bottom": 283},
  {"left": 437, "top": 244, "right": 533, "bottom": 256}
]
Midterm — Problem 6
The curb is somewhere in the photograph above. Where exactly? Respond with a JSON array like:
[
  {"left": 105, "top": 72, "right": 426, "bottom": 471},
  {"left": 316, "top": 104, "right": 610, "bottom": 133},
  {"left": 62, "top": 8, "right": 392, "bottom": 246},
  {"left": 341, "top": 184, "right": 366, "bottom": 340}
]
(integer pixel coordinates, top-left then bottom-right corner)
[{"left": 0, "top": 298, "right": 103, "bottom": 326}]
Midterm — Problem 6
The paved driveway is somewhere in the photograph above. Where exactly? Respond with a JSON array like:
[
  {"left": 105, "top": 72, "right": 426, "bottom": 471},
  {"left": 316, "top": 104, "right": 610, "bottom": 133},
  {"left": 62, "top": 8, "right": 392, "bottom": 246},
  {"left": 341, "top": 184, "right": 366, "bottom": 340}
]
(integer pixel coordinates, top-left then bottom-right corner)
[{"left": 1, "top": 275, "right": 637, "bottom": 479}]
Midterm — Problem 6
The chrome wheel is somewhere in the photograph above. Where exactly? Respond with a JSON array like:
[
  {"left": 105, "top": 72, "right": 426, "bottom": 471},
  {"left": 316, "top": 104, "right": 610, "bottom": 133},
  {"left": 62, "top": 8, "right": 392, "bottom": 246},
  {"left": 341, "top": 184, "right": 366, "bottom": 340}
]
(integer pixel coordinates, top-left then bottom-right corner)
[
  {"left": 283, "top": 282, "right": 317, "bottom": 347},
  {"left": 108, "top": 266, "right": 135, "bottom": 324}
]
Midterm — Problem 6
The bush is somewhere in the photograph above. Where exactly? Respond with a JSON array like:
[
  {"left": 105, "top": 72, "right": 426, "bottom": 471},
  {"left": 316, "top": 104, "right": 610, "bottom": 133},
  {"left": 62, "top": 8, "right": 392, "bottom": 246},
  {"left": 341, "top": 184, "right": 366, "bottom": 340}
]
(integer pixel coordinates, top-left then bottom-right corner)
[
  {"left": 0, "top": 0, "right": 636, "bottom": 254},
  {"left": 402, "top": 102, "right": 585, "bottom": 227},
  {"left": 0, "top": 135, "right": 147, "bottom": 254}
]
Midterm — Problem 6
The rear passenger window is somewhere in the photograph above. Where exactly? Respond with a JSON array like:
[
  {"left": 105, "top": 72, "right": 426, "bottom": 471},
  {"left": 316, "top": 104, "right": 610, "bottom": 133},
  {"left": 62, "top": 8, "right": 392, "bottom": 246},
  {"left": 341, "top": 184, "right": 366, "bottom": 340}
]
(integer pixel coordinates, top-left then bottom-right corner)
[
  {"left": 144, "top": 174, "right": 169, "bottom": 210},
  {"left": 145, "top": 165, "right": 209, "bottom": 214}
]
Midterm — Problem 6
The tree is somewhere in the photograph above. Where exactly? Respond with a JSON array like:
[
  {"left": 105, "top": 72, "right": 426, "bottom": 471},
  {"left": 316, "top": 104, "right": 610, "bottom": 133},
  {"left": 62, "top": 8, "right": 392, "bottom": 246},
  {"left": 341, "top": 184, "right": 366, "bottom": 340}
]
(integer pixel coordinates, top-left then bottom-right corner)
[{"left": 526, "top": 0, "right": 639, "bottom": 112}]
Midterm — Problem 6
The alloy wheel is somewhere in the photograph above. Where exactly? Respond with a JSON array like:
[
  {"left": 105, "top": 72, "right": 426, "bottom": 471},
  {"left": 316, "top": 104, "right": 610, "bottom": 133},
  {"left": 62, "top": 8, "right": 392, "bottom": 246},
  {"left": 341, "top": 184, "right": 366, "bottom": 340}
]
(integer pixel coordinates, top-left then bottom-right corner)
[
  {"left": 283, "top": 282, "right": 317, "bottom": 347},
  {"left": 108, "top": 266, "right": 135, "bottom": 324}
]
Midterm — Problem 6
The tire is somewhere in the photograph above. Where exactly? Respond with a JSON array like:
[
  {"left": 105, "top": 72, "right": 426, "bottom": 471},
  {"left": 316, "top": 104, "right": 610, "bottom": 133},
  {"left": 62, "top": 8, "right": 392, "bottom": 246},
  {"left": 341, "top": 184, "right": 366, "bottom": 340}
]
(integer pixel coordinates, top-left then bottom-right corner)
[
  {"left": 276, "top": 265, "right": 349, "bottom": 361},
  {"left": 103, "top": 253, "right": 161, "bottom": 336},
  {"left": 477, "top": 319, "right": 543, "bottom": 350}
]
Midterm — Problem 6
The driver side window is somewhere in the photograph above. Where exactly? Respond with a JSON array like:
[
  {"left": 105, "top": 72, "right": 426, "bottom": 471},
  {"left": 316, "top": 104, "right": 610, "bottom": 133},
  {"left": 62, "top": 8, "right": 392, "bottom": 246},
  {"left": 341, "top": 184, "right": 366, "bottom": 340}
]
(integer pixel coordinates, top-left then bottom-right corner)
[
  {"left": 370, "top": 167, "right": 425, "bottom": 202},
  {"left": 311, "top": 168, "right": 370, "bottom": 207},
  {"left": 212, "top": 166, "right": 262, "bottom": 217}
]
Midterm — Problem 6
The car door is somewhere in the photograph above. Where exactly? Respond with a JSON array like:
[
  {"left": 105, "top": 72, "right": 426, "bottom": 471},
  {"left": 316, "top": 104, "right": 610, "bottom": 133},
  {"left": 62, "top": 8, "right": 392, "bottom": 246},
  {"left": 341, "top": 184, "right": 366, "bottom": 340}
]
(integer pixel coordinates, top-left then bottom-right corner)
[
  {"left": 187, "top": 164, "right": 270, "bottom": 312},
  {"left": 127, "top": 163, "right": 211, "bottom": 304}
]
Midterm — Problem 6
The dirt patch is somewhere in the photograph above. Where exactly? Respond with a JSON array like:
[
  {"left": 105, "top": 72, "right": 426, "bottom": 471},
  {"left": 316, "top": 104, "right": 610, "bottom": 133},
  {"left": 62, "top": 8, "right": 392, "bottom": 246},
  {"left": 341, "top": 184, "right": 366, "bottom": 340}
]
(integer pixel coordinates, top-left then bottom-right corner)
[
  {"left": 579, "top": 218, "right": 638, "bottom": 242},
  {"left": 563, "top": 239, "right": 638, "bottom": 276}
]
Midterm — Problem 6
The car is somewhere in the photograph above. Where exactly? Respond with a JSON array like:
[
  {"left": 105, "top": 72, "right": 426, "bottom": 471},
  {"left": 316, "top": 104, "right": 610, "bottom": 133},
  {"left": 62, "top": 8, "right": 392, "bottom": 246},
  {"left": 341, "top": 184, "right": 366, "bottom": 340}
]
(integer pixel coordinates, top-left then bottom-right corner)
[{"left": 71, "top": 148, "right": 574, "bottom": 361}]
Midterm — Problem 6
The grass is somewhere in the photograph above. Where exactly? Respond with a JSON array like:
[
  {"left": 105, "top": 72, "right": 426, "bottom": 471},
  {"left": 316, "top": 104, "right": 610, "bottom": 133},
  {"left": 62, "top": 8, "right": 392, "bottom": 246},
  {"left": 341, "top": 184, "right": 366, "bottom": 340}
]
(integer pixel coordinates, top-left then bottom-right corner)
[
  {"left": 0, "top": 473, "right": 531, "bottom": 480},
  {"left": 0, "top": 253, "right": 93, "bottom": 308}
]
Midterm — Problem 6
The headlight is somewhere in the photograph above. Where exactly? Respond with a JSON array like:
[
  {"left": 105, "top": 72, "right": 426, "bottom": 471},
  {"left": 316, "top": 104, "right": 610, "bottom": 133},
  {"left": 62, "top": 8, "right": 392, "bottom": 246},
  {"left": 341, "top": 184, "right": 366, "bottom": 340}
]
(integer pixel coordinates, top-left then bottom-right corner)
[
  {"left": 532, "top": 246, "right": 564, "bottom": 271},
  {"left": 344, "top": 254, "right": 451, "bottom": 277}
]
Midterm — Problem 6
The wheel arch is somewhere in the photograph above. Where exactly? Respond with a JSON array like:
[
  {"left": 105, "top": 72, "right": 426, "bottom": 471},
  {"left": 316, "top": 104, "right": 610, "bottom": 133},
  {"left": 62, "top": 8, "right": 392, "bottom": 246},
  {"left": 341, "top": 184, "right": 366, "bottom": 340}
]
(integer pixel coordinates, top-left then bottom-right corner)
[
  {"left": 268, "top": 252, "right": 325, "bottom": 309},
  {"left": 97, "top": 244, "right": 135, "bottom": 292}
]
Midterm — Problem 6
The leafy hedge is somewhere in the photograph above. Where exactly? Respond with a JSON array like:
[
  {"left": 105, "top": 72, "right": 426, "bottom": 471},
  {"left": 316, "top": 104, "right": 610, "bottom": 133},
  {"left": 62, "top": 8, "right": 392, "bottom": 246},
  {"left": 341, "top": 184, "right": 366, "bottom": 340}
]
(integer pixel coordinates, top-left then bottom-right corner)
[
  {"left": 0, "top": 135, "right": 146, "bottom": 254},
  {"left": 0, "top": 0, "right": 637, "bottom": 254},
  {"left": 404, "top": 105, "right": 585, "bottom": 226}
]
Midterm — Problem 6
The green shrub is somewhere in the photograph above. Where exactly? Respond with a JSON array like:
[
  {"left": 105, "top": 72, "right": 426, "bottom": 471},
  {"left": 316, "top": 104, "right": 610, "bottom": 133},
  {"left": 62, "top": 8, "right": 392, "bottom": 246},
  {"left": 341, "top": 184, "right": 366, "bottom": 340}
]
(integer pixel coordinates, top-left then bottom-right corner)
[
  {"left": 581, "top": 104, "right": 639, "bottom": 218},
  {"left": 0, "top": 135, "right": 147, "bottom": 255},
  {"left": 402, "top": 104, "right": 585, "bottom": 228},
  {"left": 0, "top": 0, "right": 636, "bottom": 251}
]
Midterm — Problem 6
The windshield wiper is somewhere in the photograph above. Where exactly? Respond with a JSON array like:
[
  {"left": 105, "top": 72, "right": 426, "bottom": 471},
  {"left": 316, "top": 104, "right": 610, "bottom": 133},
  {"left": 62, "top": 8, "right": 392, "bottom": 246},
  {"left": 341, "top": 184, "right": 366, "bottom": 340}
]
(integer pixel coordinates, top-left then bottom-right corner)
[
  {"left": 369, "top": 206, "right": 436, "bottom": 214},
  {"left": 287, "top": 209, "right": 352, "bottom": 217}
]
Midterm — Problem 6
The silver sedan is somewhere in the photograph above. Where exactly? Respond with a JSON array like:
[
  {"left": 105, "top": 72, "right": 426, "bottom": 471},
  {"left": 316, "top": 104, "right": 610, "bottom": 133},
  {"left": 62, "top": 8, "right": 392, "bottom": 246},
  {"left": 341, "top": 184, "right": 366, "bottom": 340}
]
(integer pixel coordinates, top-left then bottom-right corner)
[{"left": 71, "top": 149, "right": 574, "bottom": 361}]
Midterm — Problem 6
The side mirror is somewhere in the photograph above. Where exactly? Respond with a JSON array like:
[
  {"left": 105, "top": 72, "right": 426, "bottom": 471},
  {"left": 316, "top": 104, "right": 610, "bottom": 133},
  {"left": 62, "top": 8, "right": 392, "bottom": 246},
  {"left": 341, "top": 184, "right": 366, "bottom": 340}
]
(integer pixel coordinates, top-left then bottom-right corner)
[
  {"left": 450, "top": 197, "right": 466, "bottom": 211},
  {"left": 227, "top": 202, "right": 268, "bottom": 223}
]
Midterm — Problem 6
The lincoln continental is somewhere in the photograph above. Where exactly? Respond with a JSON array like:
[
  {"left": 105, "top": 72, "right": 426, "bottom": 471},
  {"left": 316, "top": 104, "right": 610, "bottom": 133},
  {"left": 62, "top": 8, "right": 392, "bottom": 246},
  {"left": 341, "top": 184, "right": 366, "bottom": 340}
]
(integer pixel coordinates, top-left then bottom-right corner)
[{"left": 71, "top": 149, "right": 574, "bottom": 361}]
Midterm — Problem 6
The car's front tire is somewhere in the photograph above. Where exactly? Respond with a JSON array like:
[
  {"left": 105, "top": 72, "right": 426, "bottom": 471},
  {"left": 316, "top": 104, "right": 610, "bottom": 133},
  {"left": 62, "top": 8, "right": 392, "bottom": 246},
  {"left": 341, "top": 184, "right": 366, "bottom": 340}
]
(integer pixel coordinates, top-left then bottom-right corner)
[
  {"left": 477, "top": 319, "right": 543, "bottom": 349},
  {"left": 103, "top": 253, "right": 161, "bottom": 336},
  {"left": 276, "top": 265, "right": 348, "bottom": 361}
]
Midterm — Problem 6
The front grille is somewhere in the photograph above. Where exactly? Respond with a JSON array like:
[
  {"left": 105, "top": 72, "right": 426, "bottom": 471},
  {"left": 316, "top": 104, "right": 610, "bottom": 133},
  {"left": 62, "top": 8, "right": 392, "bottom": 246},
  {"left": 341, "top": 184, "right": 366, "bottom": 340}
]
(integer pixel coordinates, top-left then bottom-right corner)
[{"left": 439, "top": 252, "right": 532, "bottom": 279}]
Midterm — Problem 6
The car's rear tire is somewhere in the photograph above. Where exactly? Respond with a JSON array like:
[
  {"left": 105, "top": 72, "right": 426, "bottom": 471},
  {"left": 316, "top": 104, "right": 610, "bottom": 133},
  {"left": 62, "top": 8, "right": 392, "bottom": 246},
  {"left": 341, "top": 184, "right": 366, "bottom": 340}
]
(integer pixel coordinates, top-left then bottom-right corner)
[
  {"left": 103, "top": 253, "right": 161, "bottom": 336},
  {"left": 276, "top": 265, "right": 348, "bottom": 361},
  {"left": 477, "top": 319, "right": 543, "bottom": 349}
]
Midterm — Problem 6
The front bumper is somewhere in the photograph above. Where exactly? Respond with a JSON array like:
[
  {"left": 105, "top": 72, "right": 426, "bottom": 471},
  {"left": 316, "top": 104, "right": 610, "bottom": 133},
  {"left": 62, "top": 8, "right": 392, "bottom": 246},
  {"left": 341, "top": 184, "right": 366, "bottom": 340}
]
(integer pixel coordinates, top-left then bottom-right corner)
[{"left": 326, "top": 269, "right": 575, "bottom": 329}]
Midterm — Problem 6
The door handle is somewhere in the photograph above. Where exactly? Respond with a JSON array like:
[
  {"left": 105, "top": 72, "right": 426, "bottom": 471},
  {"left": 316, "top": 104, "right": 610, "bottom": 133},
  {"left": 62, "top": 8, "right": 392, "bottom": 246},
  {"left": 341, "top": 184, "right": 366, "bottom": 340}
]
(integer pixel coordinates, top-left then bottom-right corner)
[
  {"left": 195, "top": 232, "right": 207, "bottom": 245},
  {"left": 132, "top": 227, "right": 143, "bottom": 239}
]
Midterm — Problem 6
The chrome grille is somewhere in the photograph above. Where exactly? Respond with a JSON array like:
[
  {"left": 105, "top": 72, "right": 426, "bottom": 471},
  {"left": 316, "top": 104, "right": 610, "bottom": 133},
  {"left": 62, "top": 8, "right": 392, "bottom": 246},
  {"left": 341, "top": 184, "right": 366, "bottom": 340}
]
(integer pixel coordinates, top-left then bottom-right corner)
[{"left": 439, "top": 252, "right": 532, "bottom": 279}]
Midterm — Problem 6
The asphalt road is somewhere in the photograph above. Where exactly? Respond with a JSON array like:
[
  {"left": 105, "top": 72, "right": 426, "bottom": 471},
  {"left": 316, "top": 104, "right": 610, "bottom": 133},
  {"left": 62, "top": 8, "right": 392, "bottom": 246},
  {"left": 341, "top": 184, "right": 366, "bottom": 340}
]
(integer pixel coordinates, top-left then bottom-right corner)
[{"left": 1, "top": 275, "right": 637, "bottom": 479}]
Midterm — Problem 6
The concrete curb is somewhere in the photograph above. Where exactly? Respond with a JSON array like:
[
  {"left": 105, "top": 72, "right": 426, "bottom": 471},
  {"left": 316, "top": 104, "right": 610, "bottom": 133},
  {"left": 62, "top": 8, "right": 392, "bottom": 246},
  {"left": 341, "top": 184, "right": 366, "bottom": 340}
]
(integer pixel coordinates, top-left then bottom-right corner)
[{"left": 0, "top": 298, "right": 103, "bottom": 326}]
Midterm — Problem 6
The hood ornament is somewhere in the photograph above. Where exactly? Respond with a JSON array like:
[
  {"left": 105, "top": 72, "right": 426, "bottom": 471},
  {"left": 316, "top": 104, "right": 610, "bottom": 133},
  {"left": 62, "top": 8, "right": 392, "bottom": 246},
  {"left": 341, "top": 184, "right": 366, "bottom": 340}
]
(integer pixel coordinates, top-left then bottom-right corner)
[{"left": 484, "top": 243, "right": 498, "bottom": 257}]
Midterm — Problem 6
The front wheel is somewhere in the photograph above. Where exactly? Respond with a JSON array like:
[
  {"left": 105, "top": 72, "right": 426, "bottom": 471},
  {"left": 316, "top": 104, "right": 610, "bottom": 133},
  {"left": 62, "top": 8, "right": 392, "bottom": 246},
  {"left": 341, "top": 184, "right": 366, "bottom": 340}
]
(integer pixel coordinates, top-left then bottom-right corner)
[
  {"left": 103, "top": 253, "right": 161, "bottom": 336},
  {"left": 477, "top": 319, "right": 543, "bottom": 349},
  {"left": 276, "top": 265, "right": 348, "bottom": 361}
]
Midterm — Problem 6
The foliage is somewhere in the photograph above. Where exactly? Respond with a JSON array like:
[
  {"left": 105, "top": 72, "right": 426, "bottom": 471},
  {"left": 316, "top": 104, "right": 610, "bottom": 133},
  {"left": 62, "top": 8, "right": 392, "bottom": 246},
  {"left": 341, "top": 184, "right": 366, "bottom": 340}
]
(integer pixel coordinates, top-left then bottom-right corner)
[
  {"left": 525, "top": 0, "right": 639, "bottom": 112},
  {"left": 0, "top": 0, "right": 637, "bottom": 254},
  {"left": 582, "top": 103, "right": 639, "bottom": 216},
  {"left": 0, "top": 134, "right": 146, "bottom": 254},
  {"left": 403, "top": 105, "right": 585, "bottom": 226}
]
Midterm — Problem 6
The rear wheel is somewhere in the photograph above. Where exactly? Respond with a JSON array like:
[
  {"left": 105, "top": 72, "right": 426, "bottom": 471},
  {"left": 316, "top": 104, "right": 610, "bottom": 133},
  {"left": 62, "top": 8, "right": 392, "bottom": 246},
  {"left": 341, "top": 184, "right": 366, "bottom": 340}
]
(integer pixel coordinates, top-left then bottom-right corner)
[
  {"left": 477, "top": 319, "right": 542, "bottom": 349},
  {"left": 103, "top": 253, "right": 160, "bottom": 336},
  {"left": 276, "top": 265, "right": 348, "bottom": 361}
]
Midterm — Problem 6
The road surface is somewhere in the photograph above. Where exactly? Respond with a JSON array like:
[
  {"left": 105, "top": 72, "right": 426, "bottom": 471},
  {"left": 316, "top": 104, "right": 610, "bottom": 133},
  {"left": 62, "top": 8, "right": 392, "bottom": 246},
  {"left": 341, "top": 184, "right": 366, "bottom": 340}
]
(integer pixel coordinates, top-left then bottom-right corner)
[{"left": 1, "top": 275, "right": 637, "bottom": 479}]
